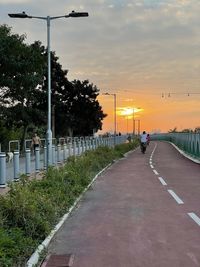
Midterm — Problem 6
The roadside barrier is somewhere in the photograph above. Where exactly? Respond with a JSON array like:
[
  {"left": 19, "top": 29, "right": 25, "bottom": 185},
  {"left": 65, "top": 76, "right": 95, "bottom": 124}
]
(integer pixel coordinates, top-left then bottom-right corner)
[{"left": 0, "top": 135, "right": 128, "bottom": 187}]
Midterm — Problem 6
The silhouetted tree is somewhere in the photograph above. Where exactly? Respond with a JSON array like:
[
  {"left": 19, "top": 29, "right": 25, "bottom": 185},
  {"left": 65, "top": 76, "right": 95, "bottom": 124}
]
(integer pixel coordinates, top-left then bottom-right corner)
[
  {"left": 168, "top": 127, "right": 178, "bottom": 133},
  {"left": 40, "top": 53, "right": 106, "bottom": 136},
  {"left": 66, "top": 80, "right": 107, "bottom": 136},
  {"left": 194, "top": 127, "right": 200, "bottom": 133},
  {"left": 0, "top": 25, "right": 46, "bottom": 149}
]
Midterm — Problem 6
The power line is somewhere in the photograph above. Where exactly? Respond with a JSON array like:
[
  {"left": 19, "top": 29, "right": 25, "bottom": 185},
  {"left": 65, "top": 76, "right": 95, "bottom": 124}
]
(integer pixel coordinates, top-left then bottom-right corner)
[{"left": 162, "top": 92, "right": 200, "bottom": 98}]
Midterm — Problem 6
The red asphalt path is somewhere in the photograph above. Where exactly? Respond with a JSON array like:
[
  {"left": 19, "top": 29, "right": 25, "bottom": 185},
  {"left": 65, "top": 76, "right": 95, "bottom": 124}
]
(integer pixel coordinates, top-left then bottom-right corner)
[{"left": 46, "top": 141, "right": 200, "bottom": 267}]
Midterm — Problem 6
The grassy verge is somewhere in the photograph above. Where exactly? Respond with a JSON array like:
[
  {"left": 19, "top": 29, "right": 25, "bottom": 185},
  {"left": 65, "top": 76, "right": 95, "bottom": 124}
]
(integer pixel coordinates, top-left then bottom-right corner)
[{"left": 0, "top": 141, "right": 138, "bottom": 267}]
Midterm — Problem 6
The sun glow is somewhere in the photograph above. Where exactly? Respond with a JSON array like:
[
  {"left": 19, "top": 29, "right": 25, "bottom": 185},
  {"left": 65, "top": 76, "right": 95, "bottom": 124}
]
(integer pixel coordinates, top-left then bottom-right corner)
[{"left": 117, "top": 107, "right": 142, "bottom": 117}]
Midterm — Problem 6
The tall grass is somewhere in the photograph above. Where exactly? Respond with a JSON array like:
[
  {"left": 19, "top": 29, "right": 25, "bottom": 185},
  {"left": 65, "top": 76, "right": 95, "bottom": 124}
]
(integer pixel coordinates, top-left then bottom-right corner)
[{"left": 0, "top": 141, "right": 138, "bottom": 266}]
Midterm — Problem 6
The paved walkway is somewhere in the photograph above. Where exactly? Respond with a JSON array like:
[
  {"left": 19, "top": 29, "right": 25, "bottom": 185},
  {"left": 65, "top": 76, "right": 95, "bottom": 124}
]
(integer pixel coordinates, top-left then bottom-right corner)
[{"left": 45, "top": 141, "right": 200, "bottom": 267}]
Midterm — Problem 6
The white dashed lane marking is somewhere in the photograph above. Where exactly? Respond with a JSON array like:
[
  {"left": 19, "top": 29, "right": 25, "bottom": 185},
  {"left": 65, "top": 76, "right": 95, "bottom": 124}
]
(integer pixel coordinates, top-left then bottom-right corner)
[
  {"left": 188, "top": 213, "right": 200, "bottom": 226},
  {"left": 168, "top": 190, "right": 184, "bottom": 204},
  {"left": 153, "top": 169, "right": 159, "bottom": 175},
  {"left": 158, "top": 177, "right": 167, "bottom": 186}
]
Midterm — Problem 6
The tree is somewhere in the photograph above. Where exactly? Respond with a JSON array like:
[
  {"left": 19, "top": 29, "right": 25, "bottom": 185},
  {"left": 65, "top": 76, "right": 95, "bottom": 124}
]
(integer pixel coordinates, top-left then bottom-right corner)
[
  {"left": 0, "top": 24, "right": 107, "bottom": 143},
  {"left": 0, "top": 25, "right": 46, "bottom": 149},
  {"left": 168, "top": 127, "right": 178, "bottom": 133},
  {"left": 66, "top": 80, "right": 107, "bottom": 136},
  {"left": 181, "top": 128, "right": 193, "bottom": 133},
  {"left": 40, "top": 52, "right": 106, "bottom": 137},
  {"left": 36, "top": 51, "right": 74, "bottom": 137},
  {"left": 194, "top": 127, "right": 200, "bottom": 133}
]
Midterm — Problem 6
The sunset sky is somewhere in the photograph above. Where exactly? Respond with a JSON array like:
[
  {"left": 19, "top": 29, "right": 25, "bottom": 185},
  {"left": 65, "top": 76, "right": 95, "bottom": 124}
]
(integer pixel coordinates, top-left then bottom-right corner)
[{"left": 1, "top": 0, "right": 200, "bottom": 134}]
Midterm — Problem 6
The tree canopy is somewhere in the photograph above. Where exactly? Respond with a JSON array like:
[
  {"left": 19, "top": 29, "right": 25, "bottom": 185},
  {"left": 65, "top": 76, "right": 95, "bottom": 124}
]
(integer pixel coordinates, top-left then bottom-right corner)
[
  {"left": 0, "top": 24, "right": 107, "bottom": 150},
  {"left": 40, "top": 52, "right": 106, "bottom": 137}
]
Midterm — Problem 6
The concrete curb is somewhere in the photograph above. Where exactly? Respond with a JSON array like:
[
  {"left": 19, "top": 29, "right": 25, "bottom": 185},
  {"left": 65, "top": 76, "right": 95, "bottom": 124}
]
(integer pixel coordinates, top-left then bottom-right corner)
[{"left": 169, "top": 142, "right": 200, "bottom": 164}]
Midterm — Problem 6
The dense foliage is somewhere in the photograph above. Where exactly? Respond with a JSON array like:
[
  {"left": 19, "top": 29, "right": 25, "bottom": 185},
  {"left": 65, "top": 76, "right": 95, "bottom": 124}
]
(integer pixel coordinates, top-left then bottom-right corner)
[
  {"left": 0, "top": 24, "right": 106, "bottom": 151},
  {"left": 0, "top": 141, "right": 138, "bottom": 267}
]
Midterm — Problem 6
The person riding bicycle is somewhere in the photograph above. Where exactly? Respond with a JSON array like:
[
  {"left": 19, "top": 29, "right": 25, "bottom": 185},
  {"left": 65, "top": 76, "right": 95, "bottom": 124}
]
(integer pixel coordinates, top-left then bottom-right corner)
[{"left": 140, "top": 131, "right": 148, "bottom": 153}]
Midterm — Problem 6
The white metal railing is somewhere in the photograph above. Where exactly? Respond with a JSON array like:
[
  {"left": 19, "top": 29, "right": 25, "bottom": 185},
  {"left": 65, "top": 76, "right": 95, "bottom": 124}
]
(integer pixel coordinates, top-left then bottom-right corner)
[{"left": 0, "top": 135, "right": 128, "bottom": 187}]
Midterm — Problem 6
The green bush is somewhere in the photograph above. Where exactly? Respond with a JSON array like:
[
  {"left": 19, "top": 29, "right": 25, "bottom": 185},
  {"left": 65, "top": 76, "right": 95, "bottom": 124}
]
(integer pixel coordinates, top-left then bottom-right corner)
[{"left": 0, "top": 141, "right": 139, "bottom": 266}]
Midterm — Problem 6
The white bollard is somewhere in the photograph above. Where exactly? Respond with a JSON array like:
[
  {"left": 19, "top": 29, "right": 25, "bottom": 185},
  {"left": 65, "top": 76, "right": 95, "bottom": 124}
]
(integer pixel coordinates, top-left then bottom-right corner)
[
  {"left": 14, "top": 150, "right": 20, "bottom": 181},
  {"left": 73, "top": 141, "right": 76, "bottom": 157},
  {"left": 0, "top": 153, "right": 6, "bottom": 187},
  {"left": 44, "top": 146, "right": 47, "bottom": 169},
  {"left": 25, "top": 149, "right": 31, "bottom": 176},
  {"left": 35, "top": 147, "right": 40, "bottom": 173},
  {"left": 57, "top": 144, "right": 61, "bottom": 163},
  {"left": 63, "top": 143, "right": 67, "bottom": 161},
  {"left": 52, "top": 145, "right": 56, "bottom": 165}
]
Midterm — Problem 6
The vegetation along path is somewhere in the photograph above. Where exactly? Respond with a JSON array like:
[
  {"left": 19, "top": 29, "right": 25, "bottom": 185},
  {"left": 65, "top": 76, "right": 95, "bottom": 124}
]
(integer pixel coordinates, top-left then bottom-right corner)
[{"left": 45, "top": 141, "right": 200, "bottom": 267}]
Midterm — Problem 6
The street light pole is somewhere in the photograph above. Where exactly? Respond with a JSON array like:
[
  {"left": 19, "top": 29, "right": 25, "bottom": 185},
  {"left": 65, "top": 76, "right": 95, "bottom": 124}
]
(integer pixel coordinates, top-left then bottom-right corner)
[
  {"left": 132, "top": 107, "right": 141, "bottom": 136},
  {"left": 114, "top": 93, "right": 117, "bottom": 140},
  {"left": 103, "top": 92, "right": 117, "bottom": 145},
  {"left": 8, "top": 11, "right": 89, "bottom": 167},
  {"left": 47, "top": 16, "right": 52, "bottom": 166},
  {"left": 132, "top": 108, "right": 135, "bottom": 136}
]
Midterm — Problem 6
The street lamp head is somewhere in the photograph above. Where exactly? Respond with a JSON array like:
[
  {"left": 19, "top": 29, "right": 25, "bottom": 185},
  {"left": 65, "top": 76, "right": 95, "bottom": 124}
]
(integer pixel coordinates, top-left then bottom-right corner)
[
  {"left": 8, "top": 11, "right": 28, "bottom": 18},
  {"left": 68, "top": 11, "right": 89, "bottom": 17}
]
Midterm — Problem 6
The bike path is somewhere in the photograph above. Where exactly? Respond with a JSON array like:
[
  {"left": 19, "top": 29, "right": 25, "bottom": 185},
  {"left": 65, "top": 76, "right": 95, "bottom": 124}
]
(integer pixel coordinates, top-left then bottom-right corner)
[{"left": 44, "top": 141, "right": 200, "bottom": 267}]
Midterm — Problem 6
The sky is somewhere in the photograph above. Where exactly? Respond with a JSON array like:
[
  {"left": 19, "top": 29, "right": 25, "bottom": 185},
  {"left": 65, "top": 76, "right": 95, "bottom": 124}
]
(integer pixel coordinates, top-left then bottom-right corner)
[{"left": 1, "top": 0, "right": 200, "bottom": 134}]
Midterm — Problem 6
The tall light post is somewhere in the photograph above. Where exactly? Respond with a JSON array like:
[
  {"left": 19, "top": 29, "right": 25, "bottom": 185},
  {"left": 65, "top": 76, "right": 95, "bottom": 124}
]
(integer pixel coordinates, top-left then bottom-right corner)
[
  {"left": 134, "top": 119, "right": 141, "bottom": 135},
  {"left": 132, "top": 107, "right": 141, "bottom": 136},
  {"left": 103, "top": 92, "right": 117, "bottom": 144},
  {"left": 8, "top": 10, "right": 89, "bottom": 167}
]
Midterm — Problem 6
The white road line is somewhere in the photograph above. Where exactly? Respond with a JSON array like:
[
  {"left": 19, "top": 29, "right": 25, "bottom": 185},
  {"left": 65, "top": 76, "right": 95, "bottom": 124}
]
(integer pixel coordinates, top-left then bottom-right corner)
[
  {"left": 158, "top": 177, "right": 167, "bottom": 186},
  {"left": 188, "top": 213, "right": 200, "bottom": 226},
  {"left": 150, "top": 165, "right": 154, "bottom": 168},
  {"left": 153, "top": 169, "right": 159, "bottom": 175},
  {"left": 167, "top": 190, "right": 184, "bottom": 204}
]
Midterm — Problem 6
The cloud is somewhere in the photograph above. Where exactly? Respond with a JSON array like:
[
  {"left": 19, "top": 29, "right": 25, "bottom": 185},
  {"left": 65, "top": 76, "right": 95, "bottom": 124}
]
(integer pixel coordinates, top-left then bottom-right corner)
[
  {"left": 1, "top": 0, "right": 200, "bottom": 132},
  {"left": 0, "top": 0, "right": 31, "bottom": 3}
]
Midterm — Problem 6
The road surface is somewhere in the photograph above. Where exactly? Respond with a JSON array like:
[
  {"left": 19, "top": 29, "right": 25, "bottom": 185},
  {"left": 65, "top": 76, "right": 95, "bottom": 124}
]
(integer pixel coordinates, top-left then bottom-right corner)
[{"left": 45, "top": 141, "right": 200, "bottom": 267}]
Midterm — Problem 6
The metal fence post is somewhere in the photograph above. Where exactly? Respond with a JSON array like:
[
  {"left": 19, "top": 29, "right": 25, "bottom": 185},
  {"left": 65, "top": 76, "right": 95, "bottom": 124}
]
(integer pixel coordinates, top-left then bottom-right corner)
[
  {"left": 82, "top": 140, "right": 85, "bottom": 153},
  {"left": 68, "top": 142, "right": 72, "bottom": 157},
  {"left": 44, "top": 146, "right": 47, "bottom": 169},
  {"left": 35, "top": 147, "right": 40, "bottom": 173},
  {"left": 89, "top": 139, "right": 92, "bottom": 150},
  {"left": 63, "top": 143, "right": 67, "bottom": 161},
  {"left": 85, "top": 139, "right": 88, "bottom": 151},
  {"left": 73, "top": 141, "right": 76, "bottom": 157},
  {"left": 92, "top": 139, "right": 95, "bottom": 150},
  {"left": 0, "top": 153, "right": 6, "bottom": 187},
  {"left": 14, "top": 150, "right": 20, "bottom": 181},
  {"left": 78, "top": 140, "right": 81, "bottom": 155},
  {"left": 25, "top": 149, "right": 31, "bottom": 176},
  {"left": 57, "top": 144, "right": 61, "bottom": 163},
  {"left": 52, "top": 145, "right": 56, "bottom": 165}
]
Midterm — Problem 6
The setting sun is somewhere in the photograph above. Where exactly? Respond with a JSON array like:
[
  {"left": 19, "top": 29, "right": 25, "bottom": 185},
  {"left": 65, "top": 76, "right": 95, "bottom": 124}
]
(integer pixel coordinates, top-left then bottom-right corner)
[{"left": 117, "top": 107, "right": 143, "bottom": 117}]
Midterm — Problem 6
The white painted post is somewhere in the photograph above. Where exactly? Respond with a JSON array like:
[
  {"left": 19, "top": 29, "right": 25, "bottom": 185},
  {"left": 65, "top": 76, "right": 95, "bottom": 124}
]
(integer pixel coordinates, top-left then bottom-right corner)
[
  {"left": 44, "top": 146, "right": 47, "bottom": 169},
  {"left": 14, "top": 150, "right": 20, "bottom": 181},
  {"left": 52, "top": 145, "right": 56, "bottom": 165},
  {"left": 57, "top": 144, "right": 61, "bottom": 163},
  {"left": 63, "top": 143, "right": 67, "bottom": 161},
  {"left": 0, "top": 153, "right": 6, "bottom": 187},
  {"left": 73, "top": 141, "right": 76, "bottom": 157},
  {"left": 25, "top": 149, "right": 31, "bottom": 176},
  {"left": 35, "top": 147, "right": 40, "bottom": 173}
]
